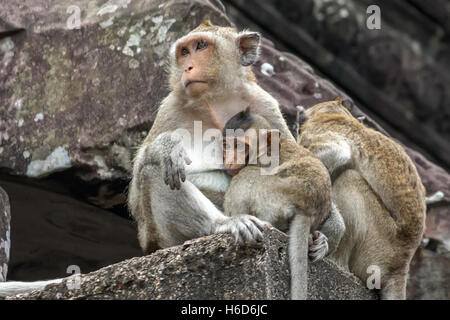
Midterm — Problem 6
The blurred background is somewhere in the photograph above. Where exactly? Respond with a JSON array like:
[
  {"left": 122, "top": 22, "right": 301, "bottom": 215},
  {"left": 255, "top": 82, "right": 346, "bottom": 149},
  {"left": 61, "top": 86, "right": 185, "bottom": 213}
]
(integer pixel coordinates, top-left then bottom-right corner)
[{"left": 0, "top": 0, "right": 449, "bottom": 299}]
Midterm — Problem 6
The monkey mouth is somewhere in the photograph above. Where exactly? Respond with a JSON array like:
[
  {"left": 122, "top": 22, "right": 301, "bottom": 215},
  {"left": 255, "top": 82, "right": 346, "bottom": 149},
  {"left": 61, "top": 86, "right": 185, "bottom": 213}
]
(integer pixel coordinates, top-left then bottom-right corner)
[{"left": 184, "top": 80, "right": 208, "bottom": 88}]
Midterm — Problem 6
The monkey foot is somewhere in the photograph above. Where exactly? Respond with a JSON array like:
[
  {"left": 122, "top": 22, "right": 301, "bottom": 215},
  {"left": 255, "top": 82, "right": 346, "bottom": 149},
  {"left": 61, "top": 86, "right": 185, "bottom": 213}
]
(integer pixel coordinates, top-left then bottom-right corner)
[{"left": 308, "top": 231, "right": 328, "bottom": 263}]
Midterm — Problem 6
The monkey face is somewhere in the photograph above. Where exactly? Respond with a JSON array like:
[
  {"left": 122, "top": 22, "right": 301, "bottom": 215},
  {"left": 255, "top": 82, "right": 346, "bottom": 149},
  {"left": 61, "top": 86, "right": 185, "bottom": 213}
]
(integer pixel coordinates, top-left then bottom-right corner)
[
  {"left": 175, "top": 34, "right": 215, "bottom": 97},
  {"left": 223, "top": 136, "right": 249, "bottom": 176},
  {"left": 169, "top": 21, "right": 262, "bottom": 96}
]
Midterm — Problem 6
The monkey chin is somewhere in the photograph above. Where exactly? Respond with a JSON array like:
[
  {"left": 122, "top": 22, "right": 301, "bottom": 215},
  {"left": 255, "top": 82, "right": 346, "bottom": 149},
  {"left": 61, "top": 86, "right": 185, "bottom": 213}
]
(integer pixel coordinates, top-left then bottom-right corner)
[{"left": 185, "top": 81, "right": 209, "bottom": 97}]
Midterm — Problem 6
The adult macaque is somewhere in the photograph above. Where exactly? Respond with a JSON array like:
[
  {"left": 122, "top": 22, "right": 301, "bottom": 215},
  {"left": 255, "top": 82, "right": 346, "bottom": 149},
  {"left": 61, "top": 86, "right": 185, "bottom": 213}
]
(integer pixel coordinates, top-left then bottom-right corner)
[
  {"left": 297, "top": 99, "right": 427, "bottom": 299},
  {"left": 128, "top": 21, "right": 295, "bottom": 253},
  {"left": 0, "top": 21, "right": 296, "bottom": 299}
]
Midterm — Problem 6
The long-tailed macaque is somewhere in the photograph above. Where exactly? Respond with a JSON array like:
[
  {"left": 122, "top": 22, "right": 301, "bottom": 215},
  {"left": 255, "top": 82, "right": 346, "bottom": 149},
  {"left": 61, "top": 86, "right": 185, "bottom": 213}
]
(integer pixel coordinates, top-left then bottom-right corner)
[
  {"left": 297, "top": 99, "right": 427, "bottom": 299},
  {"left": 127, "top": 21, "right": 297, "bottom": 253},
  {"left": 222, "top": 108, "right": 332, "bottom": 299}
]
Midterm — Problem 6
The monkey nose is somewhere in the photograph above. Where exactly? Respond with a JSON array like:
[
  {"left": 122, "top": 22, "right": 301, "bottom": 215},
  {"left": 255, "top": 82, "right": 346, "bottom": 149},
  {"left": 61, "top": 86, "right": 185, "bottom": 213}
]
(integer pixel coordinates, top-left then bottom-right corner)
[{"left": 185, "top": 66, "right": 193, "bottom": 72}]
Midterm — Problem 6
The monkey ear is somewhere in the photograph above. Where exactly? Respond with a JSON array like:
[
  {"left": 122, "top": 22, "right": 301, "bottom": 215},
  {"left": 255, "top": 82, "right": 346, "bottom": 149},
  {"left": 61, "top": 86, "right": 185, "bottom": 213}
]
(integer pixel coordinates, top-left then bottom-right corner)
[
  {"left": 237, "top": 32, "right": 261, "bottom": 66},
  {"left": 201, "top": 19, "right": 213, "bottom": 27}
]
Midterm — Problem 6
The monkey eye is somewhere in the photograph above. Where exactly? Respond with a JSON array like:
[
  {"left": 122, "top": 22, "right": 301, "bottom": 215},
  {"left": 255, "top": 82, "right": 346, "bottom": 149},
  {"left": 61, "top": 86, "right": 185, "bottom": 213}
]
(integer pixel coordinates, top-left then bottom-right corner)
[
  {"left": 197, "top": 39, "right": 208, "bottom": 50},
  {"left": 181, "top": 47, "right": 189, "bottom": 56},
  {"left": 236, "top": 141, "right": 245, "bottom": 149}
]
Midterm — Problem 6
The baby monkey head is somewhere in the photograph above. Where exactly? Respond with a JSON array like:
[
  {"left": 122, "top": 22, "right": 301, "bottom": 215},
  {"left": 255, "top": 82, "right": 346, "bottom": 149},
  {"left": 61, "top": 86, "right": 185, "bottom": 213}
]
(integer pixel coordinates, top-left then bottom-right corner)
[
  {"left": 169, "top": 20, "right": 261, "bottom": 98},
  {"left": 222, "top": 107, "right": 280, "bottom": 176}
]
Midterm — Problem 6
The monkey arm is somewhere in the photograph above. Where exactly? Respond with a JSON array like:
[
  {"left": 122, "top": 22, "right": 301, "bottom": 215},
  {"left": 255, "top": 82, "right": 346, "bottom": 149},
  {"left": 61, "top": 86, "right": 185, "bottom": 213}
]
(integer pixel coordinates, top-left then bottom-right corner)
[
  {"left": 305, "top": 137, "right": 352, "bottom": 176},
  {"left": 130, "top": 131, "right": 269, "bottom": 250},
  {"left": 247, "top": 84, "right": 295, "bottom": 141},
  {"left": 138, "top": 162, "right": 268, "bottom": 248},
  {"left": 263, "top": 109, "right": 295, "bottom": 142},
  {"left": 316, "top": 202, "right": 346, "bottom": 256}
]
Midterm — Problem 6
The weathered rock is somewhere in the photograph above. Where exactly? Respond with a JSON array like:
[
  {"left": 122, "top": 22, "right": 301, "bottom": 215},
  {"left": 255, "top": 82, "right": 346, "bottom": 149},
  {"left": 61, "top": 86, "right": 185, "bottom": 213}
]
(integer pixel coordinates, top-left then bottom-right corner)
[
  {"left": 0, "top": 186, "right": 10, "bottom": 282},
  {"left": 8, "top": 227, "right": 377, "bottom": 300},
  {"left": 0, "top": 180, "right": 141, "bottom": 281},
  {"left": 0, "top": 0, "right": 229, "bottom": 186},
  {"left": 408, "top": 245, "right": 450, "bottom": 300}
]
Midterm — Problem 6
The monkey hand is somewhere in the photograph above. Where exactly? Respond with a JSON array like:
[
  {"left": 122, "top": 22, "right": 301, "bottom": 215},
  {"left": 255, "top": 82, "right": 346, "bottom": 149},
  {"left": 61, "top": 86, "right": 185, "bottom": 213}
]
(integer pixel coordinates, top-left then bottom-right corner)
[
  {"left": 214, "top": 215, "right": 270, "bottom": 244},
  {"left": 157, "top": 132, "right": 192, "bottom": 190},
  {"left": 308, "top": 231, "right": 329, "bottom": 263}
]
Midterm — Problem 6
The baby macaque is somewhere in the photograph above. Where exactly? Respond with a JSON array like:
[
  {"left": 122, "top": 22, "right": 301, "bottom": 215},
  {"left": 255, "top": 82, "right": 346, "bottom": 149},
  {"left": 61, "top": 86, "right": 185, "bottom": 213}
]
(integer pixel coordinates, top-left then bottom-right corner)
[{"left": 222, "top": 107, "right": 332, "bottom": 299}]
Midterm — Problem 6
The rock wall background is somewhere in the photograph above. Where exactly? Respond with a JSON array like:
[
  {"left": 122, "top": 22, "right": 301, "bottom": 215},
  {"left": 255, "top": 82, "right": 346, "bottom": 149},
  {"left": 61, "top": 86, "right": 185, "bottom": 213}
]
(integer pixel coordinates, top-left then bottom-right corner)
[
  {"left": 0, "top": 186, "right": 10, "bottom": 282},
  {"left": 0, "top": 0, "right": 448, "bottom": 299}
]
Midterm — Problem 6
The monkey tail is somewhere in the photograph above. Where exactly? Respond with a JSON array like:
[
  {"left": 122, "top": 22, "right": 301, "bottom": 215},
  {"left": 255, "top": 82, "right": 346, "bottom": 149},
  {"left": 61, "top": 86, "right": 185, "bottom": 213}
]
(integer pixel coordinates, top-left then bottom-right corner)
[
  {"left": 0, "top": 279, "right": 63, "bottom": 298},
  {"left": 289, "top": 214, "right": 311, "bottom": 300}
]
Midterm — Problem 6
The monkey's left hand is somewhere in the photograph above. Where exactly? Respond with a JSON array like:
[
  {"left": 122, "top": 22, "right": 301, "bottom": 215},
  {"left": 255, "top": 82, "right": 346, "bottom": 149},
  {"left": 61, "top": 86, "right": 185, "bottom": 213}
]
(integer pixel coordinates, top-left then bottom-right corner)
[{"left": 308, "top": 231, "right": 329, "bottom": 263}]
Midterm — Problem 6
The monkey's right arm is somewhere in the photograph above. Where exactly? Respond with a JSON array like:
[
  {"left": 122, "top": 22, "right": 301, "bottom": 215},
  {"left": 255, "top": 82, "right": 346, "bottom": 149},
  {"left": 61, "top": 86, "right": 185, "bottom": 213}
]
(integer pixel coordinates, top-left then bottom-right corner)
[
  {"left": 301, "top": 134, "right": 352, "bottom": 176},
  {"left": 130, "top": 130, "right": 268, "bottom": 249}
]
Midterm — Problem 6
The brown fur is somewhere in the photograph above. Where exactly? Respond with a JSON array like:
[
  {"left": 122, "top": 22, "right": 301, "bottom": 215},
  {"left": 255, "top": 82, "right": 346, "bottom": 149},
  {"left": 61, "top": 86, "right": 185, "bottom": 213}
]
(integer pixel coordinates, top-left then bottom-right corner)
[
  {"left": 298, "top": 99, "right": 427, "bottom": 299},
  {"left": 223, "top": 111, "right": 331, "bottom": 299},
  {"left": 225, "top": 138, "right": 331, "bottom": 229}
]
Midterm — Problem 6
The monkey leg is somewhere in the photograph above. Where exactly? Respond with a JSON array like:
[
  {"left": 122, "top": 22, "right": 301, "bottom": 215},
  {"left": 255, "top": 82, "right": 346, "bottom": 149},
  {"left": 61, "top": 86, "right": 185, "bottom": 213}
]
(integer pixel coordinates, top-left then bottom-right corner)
[{"left": 332, "top": 170, "right": 412, "bottom": 299}]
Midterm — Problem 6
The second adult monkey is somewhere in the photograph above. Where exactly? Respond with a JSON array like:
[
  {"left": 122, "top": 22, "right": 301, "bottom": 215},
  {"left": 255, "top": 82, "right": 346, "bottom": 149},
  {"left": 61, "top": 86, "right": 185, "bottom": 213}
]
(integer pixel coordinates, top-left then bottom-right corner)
[
  {"left": 128, "top": 21, "right": 295, "bottom": 253},
  {"left": 297, "top": 99, "right": 427, "bottom": 300}
]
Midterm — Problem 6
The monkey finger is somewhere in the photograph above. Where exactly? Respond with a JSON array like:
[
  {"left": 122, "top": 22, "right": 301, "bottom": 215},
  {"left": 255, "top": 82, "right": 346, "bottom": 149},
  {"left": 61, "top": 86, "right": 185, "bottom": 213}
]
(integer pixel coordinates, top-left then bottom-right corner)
[
  {"left": 248, "top": 215, "right": 270, "bottom": 232},
  {"left": 231, "top": 226, "right": 241, "bottom": 244},
  {"left": 242, "top": 218, "right": 264, "bottom": 242},
  {"left": 166, "top": 160, "right": 177, "bottom": 190},
  {"left": 216, "top": 221, "right": 241, "bottom": 244},
  {"left": 309, "top": 246, "right": 328, "bottom": 263},
  {"left": 309, "top": 239, "right": 328, "bottom": 251},
  {"left": 163, "top": 160, "right": 171, "bottom": 186},
  {"left": 179, "top": 166, "right": 186, "bottom": 183},
  {"left": 308, "top": 233, "right": 329, "bottom": 263},
  {"left": 176, "top": 153, "right": 187, "bottom": 183},
  {"left": 238, "top": 223, "right": 254, "bottom": 244},
  {"left": 228, "top": 219, "right": 250, "bottom": 244},
  {"left": 172, "top": 164, "right": 181, "bottom": 190}
]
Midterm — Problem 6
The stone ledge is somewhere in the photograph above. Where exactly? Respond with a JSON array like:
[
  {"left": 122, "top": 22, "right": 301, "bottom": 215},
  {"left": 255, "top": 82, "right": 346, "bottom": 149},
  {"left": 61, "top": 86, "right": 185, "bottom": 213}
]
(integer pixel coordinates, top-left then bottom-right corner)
[{"left": 8, "top": 227, "right": 377, "bottom": 300}]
